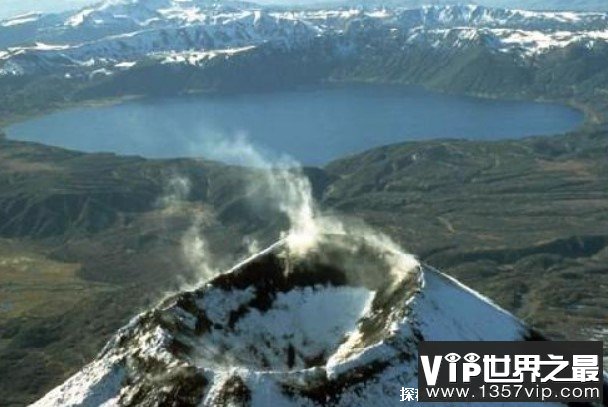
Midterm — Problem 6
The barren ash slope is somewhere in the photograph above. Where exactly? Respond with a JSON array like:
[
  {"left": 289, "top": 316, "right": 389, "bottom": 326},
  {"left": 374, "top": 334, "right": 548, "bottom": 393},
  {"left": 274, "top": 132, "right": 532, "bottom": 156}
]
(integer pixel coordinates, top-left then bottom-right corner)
[{"left": 31, "top": 228, "right": 585, "bottom": 407}]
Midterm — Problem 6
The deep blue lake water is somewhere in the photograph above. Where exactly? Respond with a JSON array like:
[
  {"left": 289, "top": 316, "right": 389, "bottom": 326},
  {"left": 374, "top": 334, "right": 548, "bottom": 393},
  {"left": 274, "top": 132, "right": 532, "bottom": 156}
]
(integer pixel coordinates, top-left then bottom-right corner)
[{"left": 6, "top": 85, "right": 583, "bottom": 165}]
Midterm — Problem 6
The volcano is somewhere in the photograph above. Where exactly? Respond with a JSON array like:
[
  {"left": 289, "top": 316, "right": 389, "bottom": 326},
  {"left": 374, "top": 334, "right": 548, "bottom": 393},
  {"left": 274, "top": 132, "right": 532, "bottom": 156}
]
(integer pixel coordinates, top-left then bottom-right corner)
[{"left": 32, "top": 234, "right": 596, "bottom": 406}]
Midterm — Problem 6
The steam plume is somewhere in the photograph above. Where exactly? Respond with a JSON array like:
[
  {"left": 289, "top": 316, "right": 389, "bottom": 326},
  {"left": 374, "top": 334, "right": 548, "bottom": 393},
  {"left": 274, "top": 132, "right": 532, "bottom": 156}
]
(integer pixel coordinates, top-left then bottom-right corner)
[
  {"left": 188, "top": 134, "right": 419, "bottom": 281},
  {"left": 157, "top": 173, "right": 218, "bottom": 283}
]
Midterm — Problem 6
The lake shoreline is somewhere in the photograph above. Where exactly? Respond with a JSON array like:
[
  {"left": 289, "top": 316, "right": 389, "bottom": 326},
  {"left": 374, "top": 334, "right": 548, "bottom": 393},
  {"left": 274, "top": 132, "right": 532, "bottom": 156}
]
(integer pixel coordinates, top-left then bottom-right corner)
[
  {"left": 4, "top": 83, "right": 585, "bottom": 166},
  {"left": 1, "top": 79, "right": 593, "bottom": 128}
]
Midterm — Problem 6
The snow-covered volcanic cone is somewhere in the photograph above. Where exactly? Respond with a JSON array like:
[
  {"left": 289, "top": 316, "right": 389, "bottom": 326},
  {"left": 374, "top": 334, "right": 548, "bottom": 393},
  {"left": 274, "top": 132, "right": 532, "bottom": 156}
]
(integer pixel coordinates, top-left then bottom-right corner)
[{"left": 34, "top": 234, "right": 575, "bottom": 407}]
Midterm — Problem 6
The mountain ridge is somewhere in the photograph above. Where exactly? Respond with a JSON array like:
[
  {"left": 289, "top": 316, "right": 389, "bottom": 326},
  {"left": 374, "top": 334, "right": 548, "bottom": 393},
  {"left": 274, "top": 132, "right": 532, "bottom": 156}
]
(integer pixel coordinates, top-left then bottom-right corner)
[{"left": 2, "top": 3, "right": 608, "bottom": 74}]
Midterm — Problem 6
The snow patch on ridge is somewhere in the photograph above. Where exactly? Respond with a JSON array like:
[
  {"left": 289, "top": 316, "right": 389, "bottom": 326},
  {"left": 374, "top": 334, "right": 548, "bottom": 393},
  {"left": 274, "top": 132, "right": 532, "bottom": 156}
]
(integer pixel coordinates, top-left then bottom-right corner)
[
  {"left": 411, "top": 268, "right": 528, "bottom": 341},
  {"left": 160, "top": 45, "right": 257, "bottom": 65},
  {"left": 1, "top": 12, "right": 41, "bottom": 27},
  {"left": 66, "top": 9, "right": 96, "bottom": 27},
  {"left": 30, "top": 357, "right": 125, "bottom": 407}
]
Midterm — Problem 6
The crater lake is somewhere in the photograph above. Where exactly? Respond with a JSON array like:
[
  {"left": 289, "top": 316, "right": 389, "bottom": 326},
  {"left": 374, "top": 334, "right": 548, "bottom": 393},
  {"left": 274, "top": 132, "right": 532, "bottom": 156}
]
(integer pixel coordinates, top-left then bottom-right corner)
[{"left": 6, "top": 85, "right": 584, "bottom": 165}]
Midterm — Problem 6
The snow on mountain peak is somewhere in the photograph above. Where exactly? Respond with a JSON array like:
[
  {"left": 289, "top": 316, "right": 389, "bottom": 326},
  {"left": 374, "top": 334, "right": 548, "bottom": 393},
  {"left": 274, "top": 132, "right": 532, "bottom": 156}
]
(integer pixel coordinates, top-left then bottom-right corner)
[
  {"left": 1, "top": 3, "right": 607, "bottom": 77},
  {"left": 32, "top": 234, "right": 566, "bottom": 406}
]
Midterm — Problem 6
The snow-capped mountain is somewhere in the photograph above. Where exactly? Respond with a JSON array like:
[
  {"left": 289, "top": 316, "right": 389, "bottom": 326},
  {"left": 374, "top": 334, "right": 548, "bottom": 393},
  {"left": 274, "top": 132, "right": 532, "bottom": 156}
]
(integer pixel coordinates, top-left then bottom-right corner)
[
  {"left": 32, "top": 234, "right": 578, "bottom": 406},
  {"left": 1, "top": 1, "right": 608, "bottom": 77}
]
